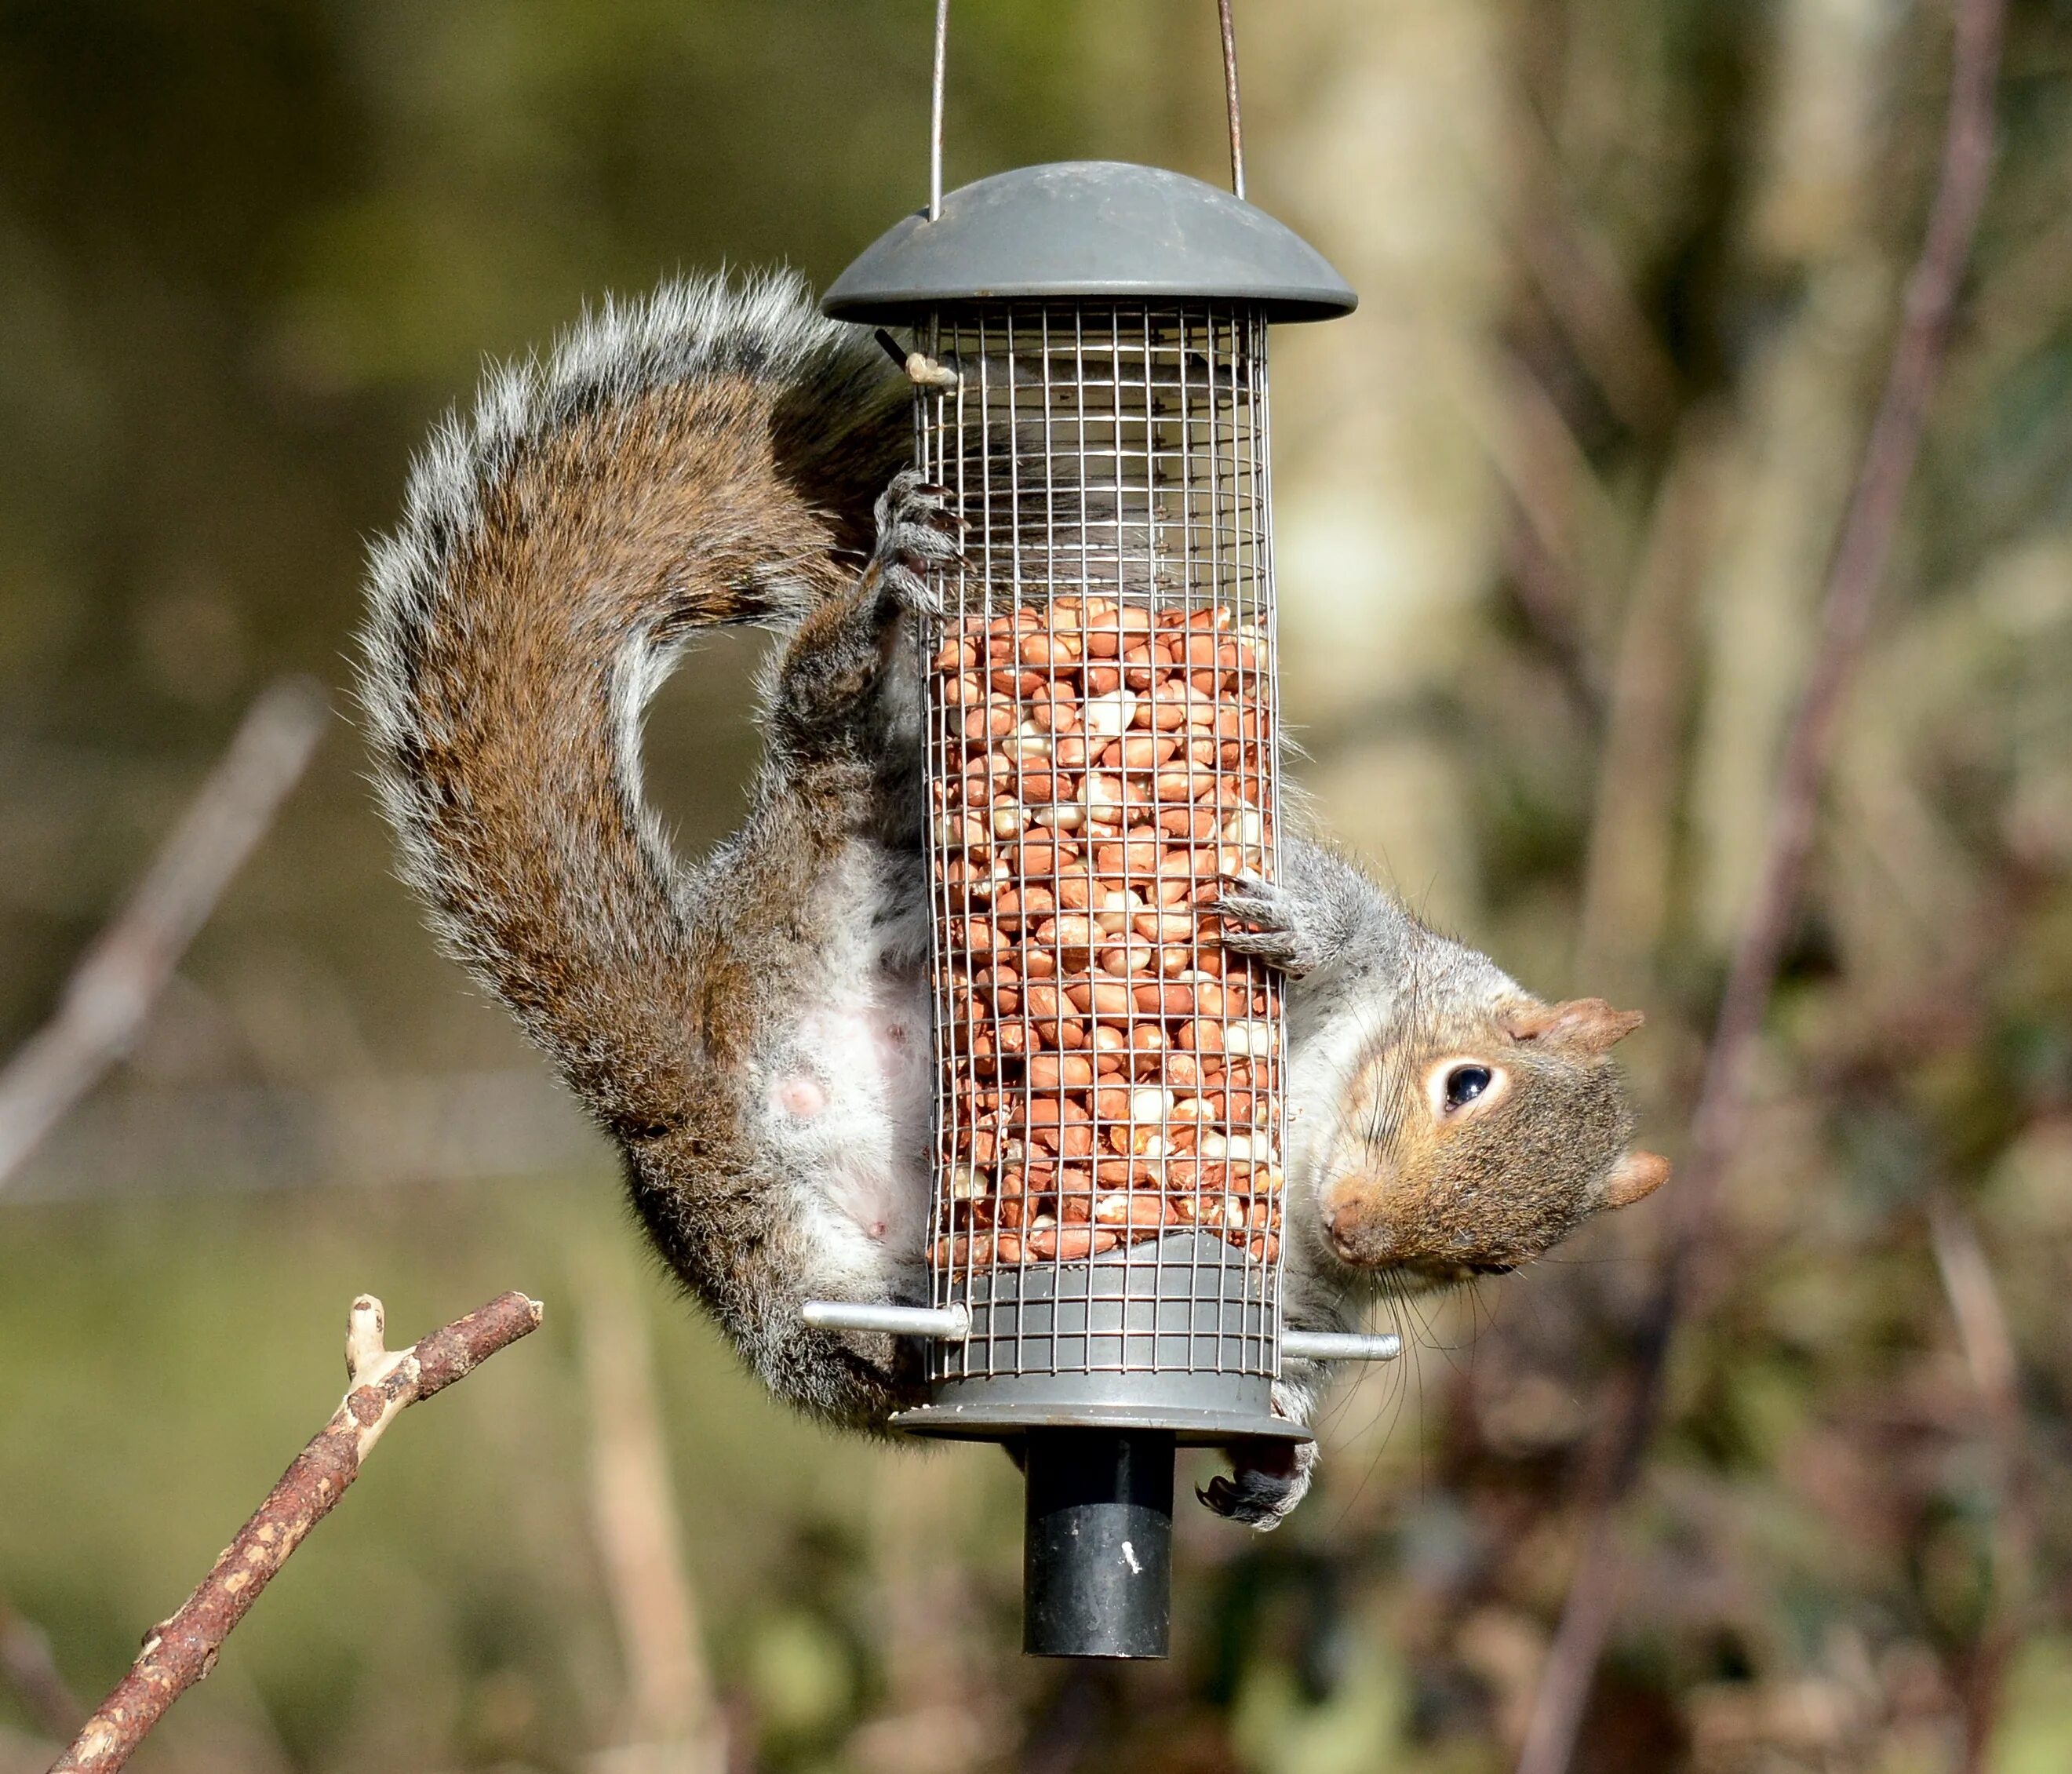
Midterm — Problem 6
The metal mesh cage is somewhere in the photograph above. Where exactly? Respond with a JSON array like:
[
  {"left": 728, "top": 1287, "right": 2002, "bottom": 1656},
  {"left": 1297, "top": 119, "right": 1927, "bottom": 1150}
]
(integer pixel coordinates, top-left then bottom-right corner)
[{"left": 910, "top": 301, "right": 1290, "bottom": 1434}]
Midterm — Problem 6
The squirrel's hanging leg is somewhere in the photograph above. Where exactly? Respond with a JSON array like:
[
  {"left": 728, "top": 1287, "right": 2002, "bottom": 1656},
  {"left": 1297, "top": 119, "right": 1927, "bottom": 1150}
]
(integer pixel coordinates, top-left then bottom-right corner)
[{"left": 766, "top": 470, "right": 960, "bottom": 760}]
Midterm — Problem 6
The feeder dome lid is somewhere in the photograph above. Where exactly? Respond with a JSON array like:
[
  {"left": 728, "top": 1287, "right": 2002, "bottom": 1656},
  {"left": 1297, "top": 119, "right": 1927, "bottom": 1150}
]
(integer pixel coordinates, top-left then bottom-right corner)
[{"left": 821, "top": 161, "right": 1356, "bottom": 323}]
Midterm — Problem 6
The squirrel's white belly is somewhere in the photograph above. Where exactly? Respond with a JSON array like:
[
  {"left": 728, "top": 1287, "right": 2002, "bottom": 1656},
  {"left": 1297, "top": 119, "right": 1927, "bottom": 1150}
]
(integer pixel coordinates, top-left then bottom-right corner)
[{"left": 766, "top": 841, "right": 933, "bottom": 1296}]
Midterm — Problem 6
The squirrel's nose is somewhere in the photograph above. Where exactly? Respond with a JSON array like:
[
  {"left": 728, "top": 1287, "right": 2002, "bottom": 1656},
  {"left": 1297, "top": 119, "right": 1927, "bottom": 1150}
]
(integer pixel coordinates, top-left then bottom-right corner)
[
  {"left": 1321, "top": 1170, "right": 1404, "bottom": 1265},
  {"left": 1319, "top": 1180, "right": 1370, "bottom": 1259}
]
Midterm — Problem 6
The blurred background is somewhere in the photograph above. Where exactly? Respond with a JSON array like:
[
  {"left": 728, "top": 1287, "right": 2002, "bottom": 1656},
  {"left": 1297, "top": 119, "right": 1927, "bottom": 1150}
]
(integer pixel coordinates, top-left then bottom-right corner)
[{"left": 2, "top": 2, "right": 2069, "bottom": 1771}]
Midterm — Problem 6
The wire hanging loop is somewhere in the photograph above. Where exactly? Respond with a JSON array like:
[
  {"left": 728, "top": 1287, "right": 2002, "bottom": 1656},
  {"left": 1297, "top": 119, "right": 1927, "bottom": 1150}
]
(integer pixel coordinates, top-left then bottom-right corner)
[
  {"left": 927, "top": 1, "right": 1245, "bottom": 216},
  {"left": 1218, "top": 0, "right": 1246, "bottom": 200},
  {"left": 929, "top": 0, "right": 950, "bottom": 220}
]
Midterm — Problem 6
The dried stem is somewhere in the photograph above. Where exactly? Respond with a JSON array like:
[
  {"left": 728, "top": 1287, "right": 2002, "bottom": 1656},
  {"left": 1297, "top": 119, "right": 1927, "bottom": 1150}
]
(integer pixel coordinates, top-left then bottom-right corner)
[
  {"left": 49, "top": 1290, "right": 544, "bottom": 1774},
  {"left": 1575, "top": 417, "right": 1720, "bottom": 992},
  {"left": 1514, "top": 2, "right": 2007, "bottom": 1769},
  {"left": 1492, "top": 348, "right": 1618, "bottom": 730},
  {"left": 1928, "top": 1193, "right": 2034, "bottom": 1774},
  {"left": 1502, "top": 508, "right": 1608, "bottom": 734},
  {"left": 1506, "top": 88, "right": 1681, "bottom": 440},
  {"left": 577, "top": 1251, "right": 724, "bottom": 1774},
  {"left": 0, "top": 677, "right": 328, "bottom": 1193}
]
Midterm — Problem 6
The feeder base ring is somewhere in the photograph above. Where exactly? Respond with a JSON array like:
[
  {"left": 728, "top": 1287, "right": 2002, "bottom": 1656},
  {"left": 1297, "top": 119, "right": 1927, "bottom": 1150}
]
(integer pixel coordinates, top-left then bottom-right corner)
[{"left": 890, "top": 1373, "right": 1309, "bottom": 1446}]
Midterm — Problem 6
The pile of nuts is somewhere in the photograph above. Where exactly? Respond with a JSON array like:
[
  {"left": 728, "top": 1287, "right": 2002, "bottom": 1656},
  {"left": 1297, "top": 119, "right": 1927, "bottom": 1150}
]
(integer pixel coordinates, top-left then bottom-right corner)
[{"left": 929, "top": 597, "right": 1283, "bottom": 1272}]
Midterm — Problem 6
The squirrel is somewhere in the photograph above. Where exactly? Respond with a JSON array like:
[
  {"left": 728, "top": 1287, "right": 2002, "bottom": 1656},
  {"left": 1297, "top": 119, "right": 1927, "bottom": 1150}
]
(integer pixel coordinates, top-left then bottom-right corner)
[{"left": 358, "top": 271, "right": 1669, "bottom": 1528}]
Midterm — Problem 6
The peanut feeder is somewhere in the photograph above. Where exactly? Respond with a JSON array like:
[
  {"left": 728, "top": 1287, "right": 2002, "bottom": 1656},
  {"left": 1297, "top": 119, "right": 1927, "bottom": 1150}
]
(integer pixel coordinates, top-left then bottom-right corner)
[{"left": 812, "top": 160, "right": 1357, "bottom": 1658}]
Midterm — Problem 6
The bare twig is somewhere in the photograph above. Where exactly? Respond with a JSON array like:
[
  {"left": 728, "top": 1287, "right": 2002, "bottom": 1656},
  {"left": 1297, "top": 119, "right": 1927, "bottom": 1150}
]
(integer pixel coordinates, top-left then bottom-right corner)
[
  {"left": 1575, "top": 417, "right": 1721, "bottom": 989},
  {"left": 1500, "top": 508, "right": 1608, "bottom": 734},
  {"left": 1928, "top": 1193, "right": 2034, "bottom": 1774},
  {"left": 0, "top": 678, "right": 328, "bottom": 1192},
  {"left": 1505, "top": 113, "right": 1681, "bottom": 440},
  {"left": 49, "top": 1291, "right": 543, "bottom": 1774},
  {"left": 1929, "top": 1197, "right": 2019, "bottom": 1430},
  {"left": 1491, "top": 348, "right": 1621, "bottom": 730},
  {"left": 577, "top": 1252, "right": 724, "bottom": 1774},
  {"left": 1515, "top": 3, "right": 2007, "bottom": 1769},
  {"left": 0, "top": 1599, "right": 83, "bottom": 1744}
]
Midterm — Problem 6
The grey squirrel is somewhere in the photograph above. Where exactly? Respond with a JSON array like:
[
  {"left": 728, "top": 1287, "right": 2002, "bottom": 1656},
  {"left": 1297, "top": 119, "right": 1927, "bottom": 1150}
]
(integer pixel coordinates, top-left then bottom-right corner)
[{"left": 358, "top": 273, "right": 1668, "bottom": 1527}]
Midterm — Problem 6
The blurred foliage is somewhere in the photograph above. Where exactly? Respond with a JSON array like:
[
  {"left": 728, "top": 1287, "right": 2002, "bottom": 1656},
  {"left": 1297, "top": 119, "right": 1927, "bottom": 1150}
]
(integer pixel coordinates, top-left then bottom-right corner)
[{"left": 3, "top": 2, "right": 2071, "bottom": 1772}]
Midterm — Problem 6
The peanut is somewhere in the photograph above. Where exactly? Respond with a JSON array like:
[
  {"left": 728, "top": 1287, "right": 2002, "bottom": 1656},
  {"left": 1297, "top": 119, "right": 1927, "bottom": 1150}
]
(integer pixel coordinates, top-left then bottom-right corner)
[{"left": 930, "top": 602, "right": 1284, "bottom": 1272}]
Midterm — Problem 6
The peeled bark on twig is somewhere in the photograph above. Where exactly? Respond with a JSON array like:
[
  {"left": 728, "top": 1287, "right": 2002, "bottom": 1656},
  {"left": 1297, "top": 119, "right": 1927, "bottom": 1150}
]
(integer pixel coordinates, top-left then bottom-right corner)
[{"left": 48, "top": 1291, "right": 543, "bottom": 1774}]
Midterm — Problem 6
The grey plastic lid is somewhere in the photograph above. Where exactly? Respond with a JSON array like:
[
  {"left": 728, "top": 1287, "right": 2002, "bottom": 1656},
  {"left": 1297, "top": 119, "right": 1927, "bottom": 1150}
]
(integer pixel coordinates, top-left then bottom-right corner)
[{"left": 821, "top": 161, "right": 1356, "bottom": 323}]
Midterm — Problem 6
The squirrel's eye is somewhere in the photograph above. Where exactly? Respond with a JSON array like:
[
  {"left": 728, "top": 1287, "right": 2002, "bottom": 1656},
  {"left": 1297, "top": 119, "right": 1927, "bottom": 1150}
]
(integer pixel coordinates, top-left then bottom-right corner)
[{"left": 1444, "top": 1065, "right": 1493, "bottom": 1110}]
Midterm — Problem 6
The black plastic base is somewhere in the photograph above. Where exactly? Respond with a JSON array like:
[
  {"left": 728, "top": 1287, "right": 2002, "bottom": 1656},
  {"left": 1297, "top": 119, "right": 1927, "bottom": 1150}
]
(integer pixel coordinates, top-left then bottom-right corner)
[{"left": 1023, "top": 1429, "right": 1176, "bottom": 1659}]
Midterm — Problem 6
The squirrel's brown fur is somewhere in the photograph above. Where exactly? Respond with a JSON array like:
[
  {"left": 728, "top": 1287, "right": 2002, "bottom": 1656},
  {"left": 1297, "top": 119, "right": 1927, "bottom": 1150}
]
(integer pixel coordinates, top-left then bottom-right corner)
[{"left": 362, "top": 275, "right": 929, "bottom": 1427}]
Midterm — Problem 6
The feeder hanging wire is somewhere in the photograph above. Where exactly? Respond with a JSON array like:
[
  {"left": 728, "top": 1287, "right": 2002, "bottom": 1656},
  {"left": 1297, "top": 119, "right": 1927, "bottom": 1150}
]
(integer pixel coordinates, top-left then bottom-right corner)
[
  {"left": 929, "top": 0, "right": 949, "bottom": 220},
  {"left": 1218, "top": 0, "right": 1246, "bottom": 199},
  {"left": 924, "top": 2, "right": 1251, "bottom": 215}
]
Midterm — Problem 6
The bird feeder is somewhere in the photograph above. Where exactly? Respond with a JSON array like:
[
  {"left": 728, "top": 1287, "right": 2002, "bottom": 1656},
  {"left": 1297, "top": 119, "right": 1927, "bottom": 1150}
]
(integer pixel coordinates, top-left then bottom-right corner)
[{"left": 804, "top": 53, "right": 1397, "bottom": 1655}]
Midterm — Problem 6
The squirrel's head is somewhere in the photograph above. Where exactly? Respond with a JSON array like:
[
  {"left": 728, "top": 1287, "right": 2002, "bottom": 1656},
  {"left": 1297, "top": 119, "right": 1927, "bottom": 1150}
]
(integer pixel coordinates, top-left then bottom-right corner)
[{"left": 1313, "top": 994, "right": 1669, "bottom": 1284}]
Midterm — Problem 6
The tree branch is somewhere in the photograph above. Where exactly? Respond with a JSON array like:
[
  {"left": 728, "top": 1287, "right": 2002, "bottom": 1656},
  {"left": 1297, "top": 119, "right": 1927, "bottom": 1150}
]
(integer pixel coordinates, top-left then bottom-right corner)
[
  {"left": 49, "top": 1290, "right": 544, "bottom": 1774},
  {"left": 1514, "top": 2, "right": 2007, "bottom": 1769},
  {"left": 0, "top": 677, "right": 328, "bottom": 1193}
]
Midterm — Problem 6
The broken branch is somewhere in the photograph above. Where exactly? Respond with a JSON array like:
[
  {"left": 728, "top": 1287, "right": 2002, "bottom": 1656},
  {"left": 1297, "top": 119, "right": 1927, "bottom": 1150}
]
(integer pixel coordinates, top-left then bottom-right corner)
[{"left": 48, "top": 1290, "right": 543, "bottom": 1774}]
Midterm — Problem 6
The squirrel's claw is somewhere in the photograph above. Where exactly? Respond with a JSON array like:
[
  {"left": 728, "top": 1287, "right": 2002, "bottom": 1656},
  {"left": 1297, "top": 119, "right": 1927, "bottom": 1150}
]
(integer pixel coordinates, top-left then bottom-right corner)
[
  {"left": 869, "top": 470, "right": 963, "bottom": 621},
  {"left": 1210, "top": 872, "right": 1323, "bottom": 978},
  {"left": 1197, "top": 1441, "right": 1316, "bottom": 1529}
]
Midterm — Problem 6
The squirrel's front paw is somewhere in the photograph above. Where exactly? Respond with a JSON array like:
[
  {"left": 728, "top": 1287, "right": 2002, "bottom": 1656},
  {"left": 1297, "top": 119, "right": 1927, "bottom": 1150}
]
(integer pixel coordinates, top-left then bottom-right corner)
[
  {"left": 1197, "top": 1440, "right": 1316, "bottom": 1530},
  {"left": 1210, "top": 872, "right": 1324, "bottom": 978},
  {"left": 868, "top": 468, "right": 962, "bottom": 620}
]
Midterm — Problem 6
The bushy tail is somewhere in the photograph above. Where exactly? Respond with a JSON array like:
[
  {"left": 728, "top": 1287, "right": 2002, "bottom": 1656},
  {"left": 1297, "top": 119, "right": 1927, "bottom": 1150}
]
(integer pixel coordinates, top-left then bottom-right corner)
[{"left": 356, "top": 271, "right": 908, "bottom": 1139}]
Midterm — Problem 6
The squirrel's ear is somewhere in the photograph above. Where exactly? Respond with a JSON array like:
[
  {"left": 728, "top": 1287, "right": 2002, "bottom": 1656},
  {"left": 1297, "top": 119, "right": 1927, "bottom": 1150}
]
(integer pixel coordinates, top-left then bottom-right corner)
[
  {"left": 1601, "top": 1149, "right": 1671, "bottom": 1209},
  {"left": 1504, "top": 997, "right": 1644, "bottom": 1055}
]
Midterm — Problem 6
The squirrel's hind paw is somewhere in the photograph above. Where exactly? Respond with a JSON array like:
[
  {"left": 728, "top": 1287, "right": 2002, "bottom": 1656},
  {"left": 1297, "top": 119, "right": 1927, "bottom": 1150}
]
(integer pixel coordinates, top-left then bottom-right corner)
[
  {"left": 1211, "top": 873, "right": 1324, "bottom": 978},
  {"left": 869, "top": 469, "right": 963, "bottom": 620},
  {"left": 1197, "top": 1441, "right": 1316, "bottom": 1530}
]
